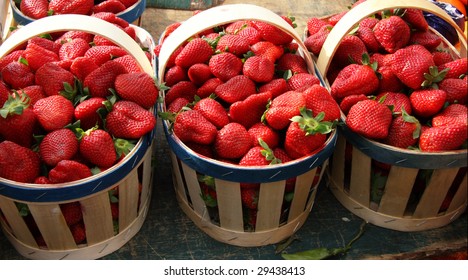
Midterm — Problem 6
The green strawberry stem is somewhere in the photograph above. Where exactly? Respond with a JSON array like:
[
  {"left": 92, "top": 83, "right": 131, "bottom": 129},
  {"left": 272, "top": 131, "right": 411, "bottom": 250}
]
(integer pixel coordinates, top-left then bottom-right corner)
[
  {"left": 0, "top": 93, "right": 30, "bottom": 118},
  {"left": 401, "top": 108, "right": 421, "bottom": 139},
  {"left": 197, "top": 175, "right": 216, "bottom": 188},
  {"left": 258, "top": 138, "right": 282, "bottom": 165},
  {"left": 290, "top": 107, "right": 334, "bottom": 135},
  {"left": 114, "top": 138, "right": 136, "bottom": 159},
  {"left": 422, "top": 66, "right": 449, "bottom": 89}
]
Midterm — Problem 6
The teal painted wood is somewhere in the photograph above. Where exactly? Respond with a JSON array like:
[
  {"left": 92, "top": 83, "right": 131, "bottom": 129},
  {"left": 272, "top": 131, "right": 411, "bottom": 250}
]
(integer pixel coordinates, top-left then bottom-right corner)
[{"left": 146, "top": 0, "right": 218, "bottom": 10}]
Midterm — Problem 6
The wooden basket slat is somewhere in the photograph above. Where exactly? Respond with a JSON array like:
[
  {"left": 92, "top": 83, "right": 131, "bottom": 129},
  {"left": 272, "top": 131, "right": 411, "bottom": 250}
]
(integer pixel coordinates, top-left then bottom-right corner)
[
  {"left": 0, "top": 196, "right": 37, "bottom": 247},
  {"left": 349, "top": 148, "right": 371, "bottom": 207},
  {"left": 28, "top": 204, "right": 77, "bottom": 250},
  {"left": 413, "top": 168, "right": 459, "bottom": 218},
  {"left": 288, "top": 168, "right": 317, "bottom": 221},
  {"left": 170, "top": 151, "right": 188, "bottom": 204},
  {"left": 330, "top": 136, "right": 346, "bottom": 191},
  {"left": 378, "top": 166, "right": 419, "bottom": 217},
  {"left": 215, "top": 179, "right": 244, "bottom": 231},
  {"left": 181, "top": 160, "right": 208, "bottom": 217},
  {"left": 139, "top": 148, "right": 153, "bottom": 213},
  {"left": 118, "top": 170, "right": 140, "bottom": 231},
  {"left": 256, "top": 181, "right": 285, "bottom": 231},
  {"left": 81, "top": 192, "right": 114, "bottom": 245},
  {"left": 447, "top": 173, "right": 467, "bottom": 213}
]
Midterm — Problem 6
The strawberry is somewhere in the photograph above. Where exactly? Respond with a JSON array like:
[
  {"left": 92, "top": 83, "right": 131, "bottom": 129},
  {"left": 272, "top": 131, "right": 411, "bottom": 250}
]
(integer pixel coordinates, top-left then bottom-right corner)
[
  {"left": 384, "top": 109, "right": 421, "bottom": 149},
  {"left": 111, "top": 202, "right": 119, "bottom": 220},
  {"left": 276, "top": 53, "right": 308, "bottom": 74},
  {"left": 376, "top": 92, "right": 413, "bottom": 115},
  {"left": 432, "top": 51, "right": 453, "bottom": 66},
  {"left": 175, "top": 38, "right": 213, "bottom": 69},
  {"left": 193, "top": 97, "right": 229, "bottom": 129},
  {"left": 173, "top": 109, "right": 217, "bottom": 145},
  {"left": 119, "top": 0, "right": 139, "bottom": 8},
  {"left": 34, "top": 62, "right": 75, "bottom": 97},
  {"left": 74, "top": 97, "right": 106, "bottom": 130},
  {"left": 113, "top": 55, "right": 141, "bottom": 74},
  {"left": 208, "top": 52, "right": 243, "bottom": 82},
  {"left": 216, "top": 34, "right": 250, "bottom": 56},
  {"left": 264, "top": 90, "right": 306, "bottom": 130},
  {"left": 419, "top": 124, "right": 467, "bottom": 152},
  {"left": 39, "top": 128, "right": 79, "bottom": 166},
  {"left": 0, "top": 141, "right": 40, "bottom": 183},
  {"left": 34, "top": 176, "right": 51, "bottom": 184},
  {"left": 304, "top": 24, "right": 332, "bottom": 56},
  {"left": 58, "top": 38, "right": 90, "bottom": 61},
  {"left": 432, "top": 104, "right": 467, "bottom": 128},
  {"left": 54, "top": 31, "right": 94, "bottom": 44},
  {"left": 114, "top": 72, "right": 158, "bottom": 109},
  {"left": 186, "top": 142, "right": 214, "bottom": 158},
  {"left": 346, "top": 99, "right": 393, "bottom": 139},
  {"left": 78, "top": 128, "right": 117, "bottom": 168},
  {"left": 70, "top": 222, "right": 86, "bottom": 244},
  {"left": 92, "top": 12, "right": 129, "bottom": 29},
  {"left": 20, "top": 0, "right": 49, "bottom": 19},
  {"left": 306, "top": 17, "right": 328, "bottom": 36},
  {"left": 215, "top": 75, "right": 256, "bottom": 104},
  {"left": 197, "top": 78, "right": 223, "bottom": 99},
  {"left": 373, "top": 15, "right": 410, "bottom": 53},
  {"left": 285, "top": 107, "right": 332, "bottom": 159},
  {"left": 92, "top": 0, "right": 126, "bottom": 14},
  {"left": 409, "top": 31, "right": 442, "bottom": 51},
  {"left": 330, "top": 63, "right": 379, "bottom": 100},
  {"left": 252, "top": 21, "right": 293, "bottom": 45},
  {"left": 390, "top": 44, "right": 435, "bottom": 90},
  {"left": 167, "top": 97, "right": 189, "bottom": 114},
  {"left": 238, "top": 26, "right": 262, "bottom": 45},
  {"left": 287, "top": 73, "right": 320, "bottom": 91},
  {"left": 376, "top": 65, "right": 405, "bottom": 93},
  {"left": 248, "top": 122, "right": 279, "bottom": 149},
  {"left": 0, "top": 50, "right": 24, "bottom": 72},
  {"left": 438, "top": 77, "right": 467, "bottom": 104},
  {"left": 438, "top": 58, "right": 467, "bottom": 79},
  {"left": 164, "top": 65, "right": 188, "bottom": 87},
  {"left": 302, "top": 84, "right": 341, "bottom": 122},
  {"left": 359, "top": 17, "right": 379, "bottom": 29},
  {"left": 339, "top": 94, "right": 368, "bottom": 115},
  {"left": 105, "top": 100, "right": 156, "bottom": 139},
  {"left": 243, "top": 56, "right": 275, "bottom": 83},
  {"left": 229, "top": 91, "right": 272, "bottom": 129},
  {"left": 240, "top": 186, "right": 259, "bottom": 210},
  {"left": 401, "top": 8, "right": 428, "bottom": 31},
  {"left": 60, "top": 202, "right": 83, "bottom": 226},
  {"left": 1, "top": 61, "right": 35, "bottom": 89},
  {"left": 165, "top": 80, "right": 198, "bottom": 105},
  {"left": 33, "top": 95, "right": 75, "bottom": 131},
  {"left": 48, "top": 160, "right": 92, "bottom": 183},
  {"left": 250, "top": 41, "right": 284, "bottom": 63},
  {"left": 84, "top": 60, "right": 127, "bottom": 98},
  {"left": 258, "top": 78, "right": 288, "bottom": 98},
  {"left": 84, "top": 46, "right": 128, "bottom": 66},
  {"left": 29, "top": 36, "right": 61, "bottom": 54},
  {"left": 0, "top": 94, "right": 37, "bottom": 147},
  {"left": 333, "top": 35, "right": 368, "bottom": 67},
  {"left": 328, "top": 11, "right": 347, "bottom": 26},
  {"left": 214, "top": 123, "right": 252, "bottom": 159},
  {"left": 239, "top": 146, "right": 273, "bottom": 167},
  {"left": 187, "top": 63, "right": 213, "bottom": 86},
  {"left": 70, "top": 57, "right": 99, "bottom": 82},
  {"left": 49, "top": 0, "right": 94, "bottom": 15},
  {"left": 225, "top": 20, "right": 251, "bottom": 34},
  {"left": 13, "top": 85, "right": 46, "bottom": 106},
  {"left": 199, "top": 175, "right": 217, "bottom": 207},
  {"left": 409, "top": 89, "right": 446, "bottom": 118},
  {"left": 356, "top": 26, "right": 380, "bottom": 53}
]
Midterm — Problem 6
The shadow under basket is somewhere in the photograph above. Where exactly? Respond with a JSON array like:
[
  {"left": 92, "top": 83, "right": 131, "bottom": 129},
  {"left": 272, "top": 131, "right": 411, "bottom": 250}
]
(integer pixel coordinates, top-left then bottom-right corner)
[{"left": 328, "top": 126, "right": 467, "bottom": 232}]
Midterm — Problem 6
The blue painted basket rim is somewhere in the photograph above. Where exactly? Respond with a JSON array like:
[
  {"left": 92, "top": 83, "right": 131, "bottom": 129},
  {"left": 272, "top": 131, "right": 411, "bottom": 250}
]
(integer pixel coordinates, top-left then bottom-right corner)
[{"left": 10, "top": 0, "right": 146, "bottom": 25}]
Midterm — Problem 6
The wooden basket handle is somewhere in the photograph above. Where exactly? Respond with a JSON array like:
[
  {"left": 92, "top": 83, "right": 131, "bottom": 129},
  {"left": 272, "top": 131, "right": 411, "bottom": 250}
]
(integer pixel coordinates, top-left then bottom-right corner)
[
  {"left": 157, "top": 3, "right": 314, "bottom": 80},
  {"left": 316, "top": 0, "right": 467, "bottom": 75},
  {"left": 0, "top": 14, "right": 153, "bottom": 75}
]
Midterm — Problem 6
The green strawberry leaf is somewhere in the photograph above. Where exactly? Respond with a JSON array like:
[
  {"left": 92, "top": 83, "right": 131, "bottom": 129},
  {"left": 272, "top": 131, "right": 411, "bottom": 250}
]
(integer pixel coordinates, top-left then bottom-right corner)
[
  {"left": 16, "top": 203, "right": 30, "bottom": 217},
  {"left": 197, "top": 175, "right": 216, "bottom": 188},
  {"left": 275, "top": 235, "right": 299, "bottom": 254},
  {"left": 0, "top": 93, "right": 30, "bottom": 118},
  {"left": 114, "top": 138, "right": 136, "bottom": 159}
]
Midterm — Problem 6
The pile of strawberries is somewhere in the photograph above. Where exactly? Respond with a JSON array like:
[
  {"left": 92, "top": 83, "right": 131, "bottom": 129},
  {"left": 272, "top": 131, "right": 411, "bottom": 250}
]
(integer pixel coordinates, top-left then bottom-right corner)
[
  {"left": 305, "top": 0, "right": 467, "bottom": 152},
  {"left": 0, "top": 12, "right": 157, "bottom": 185},
  {"left": 16, "top": 0, "right": 140, "bottom": 19}
]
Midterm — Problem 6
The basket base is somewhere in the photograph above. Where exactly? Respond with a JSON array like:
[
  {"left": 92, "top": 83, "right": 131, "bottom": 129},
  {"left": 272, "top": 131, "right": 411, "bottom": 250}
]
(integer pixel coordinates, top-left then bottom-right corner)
[
  {"left": 329, "top": 176, "right": 467, "bottom": 232},
  {"left": 175, "top": 187, "right": 313, "bottom": 247},
  {"left": 1, "top": 192, "right": 151, "bottom": 260}
]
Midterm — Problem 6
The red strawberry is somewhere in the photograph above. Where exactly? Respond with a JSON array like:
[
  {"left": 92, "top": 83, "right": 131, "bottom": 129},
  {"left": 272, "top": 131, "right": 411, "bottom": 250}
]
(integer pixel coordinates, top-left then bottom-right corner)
[
  {"left": 13, "top": 85, "right": 46, "bottom": 106},
  {"left": 175, "top": 38, "right": 213, "bottom": 69},
  {"left": 48, "top": 160, "right": 92, "bottom": 183},
  {"left": 105, "top": 100, "right": 156, "bottom": 139},
  {"left": 58, "top": 38, "right": 90, "bottom": 61},
  {"left": 432, "top": 104, "right": 467, "bottom": 128},
  {"left": 258, "top": 78, "right": 288, "bottom": 98},
  {"left": 409, "top": 31, "right": 442, "bottom": 51},
  {"left": 240, "top": 186, "right": 259, "bottom": 210},
  {"left": 54, "top": 31, "right": 94, "bottom": 44},
  {"left": 186, "top": 142, "right": 214, "bottom": 158},
  {"left": 306, "top": 17, "right": 328, "bottom": 36},
  {"left": 216, "top": 34, "right": 250, "bottom": 56},
  {"left": 164, "top": 65, "right": 188, "bottom": 87},
  {"left": 0, "top": 94, "right": 37, "bottom": 147},
  {"left": 376, "top": 65, "right": 405, "bottom": 93},
  {"left": 60, "top": 202, "right": 83, "bottom": 226},
  {"left": 243, "top": 56, "right": 275, "bottom": 83},
  {"left": 439, "top": 77, "right": 467, "bottom": 104},
  {"left": 111, "top": 202, "right": 119, "bottom": 220},
  {"left": 432, "top": 51, "right": 453, "bottom": 66},
  {"left": 208, "top": 52, "right": 243, "bottom": 82},
  {"left": 34, "top": 176, "right": 51, "bottom": 184},
  {"left": 339, "top": 94, "right": 368, "bottom": 115},
  {"left": 304, "top": 24, "right": 332, "bottom": 56},
  {"left": 173, "top": 109, "right": 217, "bottom": 145},
  {"left": 264, "top": 90, "right": 306, "bottom": 130},
  {"left": 167, "top": 97, "right": 189, "bottom": 114},
  {"left": 114, "top": 72, "right": 158, "bottom": 109},
  {"left": 187, "top": 63, "right": 213, "bottom": 86},
  {"left": 373, "top": 15, "right": 410, "bottom": 53},
  {"left": 197, "top": 78, "right": 223, "bottom": 99},
  {"left": 250, "top": 41, "right": 284, "bottom": 63},
  {"left": 165, "top": 80, "right": 198, "bottom": 105},
  {"left": 70, "top": 57, "right": 99, "bottom": 82},
  {"left": 276, "top": 53, "right": 308, "bottom": 74},
  {"left": 248, "top": 122, "right": 279, "bottom": 149},
  {"left": 359, "top": 17, "right": 379, "bottom": 29},
  {"left": 193, "top": 97, "right": 229, "bottom": 129},
  {"left": 384, "top": 109, "right": 421, "bottom": 149},
  {"left": 302, "top": 84, "right": 341, "bottom": 122},
  {"left": 84, "top": 60, "right": 127, "bottom": 98},
  {"left": 215, "top": 75, "right": 256, "bottom": 104},
  {"left": 333, "top": 35, "right": 368, "bottom": 67},
  {"left": 238, "top": 26, "right": 262, "bottom": 45},
  {"left": 0, "top": 50, "right": 24, "bottom": 72},
  {"left": 419, "top": 124, "right": 467, "bottom": 152},
  {"left": 78, "top": 128, "right": 117, "bottom": 168},
  {"left": 376, "top": 92, "right": 413, "bottom": 115},
  {"left": 410, "top": 89, "right": 446, "bottom": 118},
  {"left": 438, "top": 58, "right": 468, "bottom": 79},
  {"left": 113, "top": 55, "right": 141, "bottom": 74},
  {"left": 402, "top": 8, "right": 428, "bottom": 31},
  {"left": 84, "top": 46, "right": 127, "bottom": 66},
  {"left": 252, "top": 21, "right": 293, "bottom": 45},
  {"left": 330, "top": 63, "right": 379, "bottom": 100},
  {"left": 357, "top": 26, "right": 380, "bottom": 53},
  {"left": 0, "top": 141, "right": 40, "bottom": 183},
  {"left": 1, "top": 61, "right": 35, "bottom": 89},
  {"left": 229, "top": 91, "right": 272, "bottom": 129},
  {"left": 287, "top": 73, "right": 320, "bottom": 91},
  {"left": 92, "top": 0, "right": 126, "bottom": 14},
  {"left": 70, "top": 222, "right": 86, "bottom": 244},
  {"left": 214, "top": 123, "right": 252, "bottom": 159},
  {"left": 390, "top": 44, "right": 435, "bottom": 90},
  {"left": 33, "top": 95, "right": 75, "bottom": 131},
  {"left": 35, "top": 62, "right": 75, "bottom": 96},
  {"left": 74, "top": 97, "right": 106, "bottom": 130},
  {"left": 239, "top": 146, "right": 272, "bottom": 167},
  {"left": 39, "top": 128, "right": 79, "bottom": 166},
  {"left": 346, "top": 99, "right": 393, "bottom": 139},
  {"left": 49, "top": 0, "right": 94, "bottom": 15},
  {"left": 20, "top": 0, "right": 49, "bottom": 19},
  {"left": 119, "top": 0, "right": 139, "bottom": 8},
  {"left": 328, "top": 11, "right": 347, "bottom": 26}
]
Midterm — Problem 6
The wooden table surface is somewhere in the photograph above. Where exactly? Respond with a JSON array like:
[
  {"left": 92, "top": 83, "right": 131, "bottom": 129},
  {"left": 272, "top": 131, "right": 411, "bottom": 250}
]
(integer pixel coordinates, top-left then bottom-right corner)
[{"left": 0, "top": 0, "right": 467, "bottom": 260}]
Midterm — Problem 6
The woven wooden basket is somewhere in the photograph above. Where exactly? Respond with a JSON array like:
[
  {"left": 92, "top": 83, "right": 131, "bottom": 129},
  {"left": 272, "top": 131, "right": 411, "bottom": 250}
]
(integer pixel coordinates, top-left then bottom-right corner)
[
  {"left": 315, "top": 0, "right": 467, "bottom": 232},
  {"left": 1, "top": 0, "right": 13, "bottom": 43},
  {"left": 0, "top": 15, "right": 156, "bottom": 259},
  {"left": 158, "top": 4, "right": 336, "bottom": 247}
]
